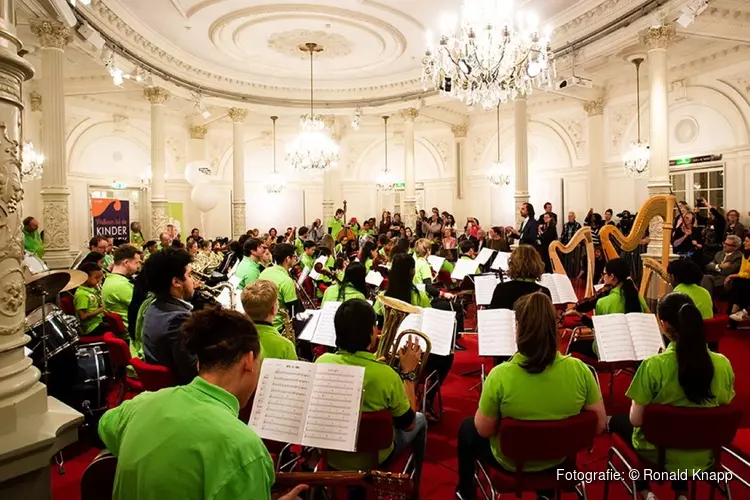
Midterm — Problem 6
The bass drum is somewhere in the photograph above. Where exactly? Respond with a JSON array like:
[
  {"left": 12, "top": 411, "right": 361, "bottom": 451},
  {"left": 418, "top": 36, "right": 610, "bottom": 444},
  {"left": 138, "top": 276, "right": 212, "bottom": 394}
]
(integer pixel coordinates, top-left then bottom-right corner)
[
  {"left": 25, "top": 304, "right": 80, "bottom": 360},
  {"left": 71, "top": 343, "right": 112, "bottom": 415}
]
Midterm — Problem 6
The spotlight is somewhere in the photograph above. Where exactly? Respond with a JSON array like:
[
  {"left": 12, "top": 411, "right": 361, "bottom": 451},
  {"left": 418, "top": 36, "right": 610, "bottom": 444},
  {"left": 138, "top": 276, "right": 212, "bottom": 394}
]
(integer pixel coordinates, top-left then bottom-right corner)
[
  {"left": 196, "top": 102, "right": 211, "bottom": 119},
  {"left": 109, "top": 66, "right": 123, "bottom": 86}
]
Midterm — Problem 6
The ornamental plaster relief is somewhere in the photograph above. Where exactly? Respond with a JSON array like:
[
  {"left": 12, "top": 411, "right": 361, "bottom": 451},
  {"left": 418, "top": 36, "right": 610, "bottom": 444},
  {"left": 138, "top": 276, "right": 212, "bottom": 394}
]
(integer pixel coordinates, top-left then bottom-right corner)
[
  {"left": 553, "top": 118, "right": 585, "bottom": 160},
  {"left": 608, "top": 103, "right": 637, "bottom": 150}
]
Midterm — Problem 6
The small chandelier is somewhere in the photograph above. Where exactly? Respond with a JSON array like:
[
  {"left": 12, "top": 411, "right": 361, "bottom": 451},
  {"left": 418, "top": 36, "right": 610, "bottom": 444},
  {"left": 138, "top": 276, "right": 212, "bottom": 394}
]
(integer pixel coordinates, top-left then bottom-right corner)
[
  {"left": 376, "top": 116, "right": 397, "bottom": 192},
  {"left": 286, "top": 43, "right": 339, "bottom": 171},
  {"left": 421, "top": 0, "right": 555, "bottom": 111},
  {"left": 623, "top": 57, "right": 650, "bottom": 177},
  {"left": 21, "top": 141, "right": 45, "bottom": 181},
  {"left": 487, "top": 105, "right": 510, "bottom": 186},
  {"left": 266, "top": 116, "right": 285, "bottom": 194}
]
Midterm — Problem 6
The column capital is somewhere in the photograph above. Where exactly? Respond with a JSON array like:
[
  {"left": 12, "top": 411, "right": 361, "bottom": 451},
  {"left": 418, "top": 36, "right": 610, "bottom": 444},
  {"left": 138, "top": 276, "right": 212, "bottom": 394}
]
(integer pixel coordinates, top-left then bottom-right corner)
[
  {"left": 451, "top": 123, "right": 468, "bottom": 138},
  {"left": 144, "top": 86, "right": 170, "bottom": 105},
  {"left": 189, "top": 125, "right": 208, "bottom": 139},
  {"left": 228, "top": 107, "right": 248, "bottom": 123},
  {"left": 29, "top": 90, "right": 41, "bottom": 111},
  {"left": 640, "top": 24, "right": 676, "bottom": 51},
  {"left": 401, "top": 108, "right": 419, "bottom": 123},
  {"left": 30, "top": 20, "right": 73, "bottom": 49},
  {"left": 583, "top": 97, "right": 605, "bottom": 117}
]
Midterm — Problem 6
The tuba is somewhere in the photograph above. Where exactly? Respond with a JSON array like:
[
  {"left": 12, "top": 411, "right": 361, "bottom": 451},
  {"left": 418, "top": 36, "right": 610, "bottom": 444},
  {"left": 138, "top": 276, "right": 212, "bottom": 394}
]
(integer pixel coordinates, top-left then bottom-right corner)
[{"left": 376, "top": 294, "right": 432, "bottom": 380}]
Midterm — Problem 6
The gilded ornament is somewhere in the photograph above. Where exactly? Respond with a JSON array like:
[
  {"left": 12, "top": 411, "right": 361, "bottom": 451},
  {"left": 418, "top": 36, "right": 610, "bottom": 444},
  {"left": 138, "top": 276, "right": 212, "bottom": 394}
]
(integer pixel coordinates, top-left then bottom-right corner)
[
  {"left": 401, "top": 108, "right": 419, "bottom": 123},
  {"left": 640, "top": 24, "right": 676, "bottom": 51},
  {"left": 0, "top": 272, "right": 25, "bottom": 316},
  {"left": 451, "top": 123, "right": 468, "bottom": 138},
  {"left": 228, "top": 108, "right": 248, "bottom": 123},
  {"left": 143, "top": 86, "right": 170, "bottom": 105},
  {"left": 584, "top": 97, "right": 605, "bottom": 117},
  {"left": 189, "top": 125, "right": 208, "bottom": 140},
  {"left": 30, "top": 91, "right": 42, "bottom": 112},
  {"left": 42, "top": 200, "right": 70, "bottom": 250},
  {"left": 151, "top": 202, "right": 169, "bottom": 237},
  {"left": 30, "top": 20, "right": 73, "bottom": 49}
]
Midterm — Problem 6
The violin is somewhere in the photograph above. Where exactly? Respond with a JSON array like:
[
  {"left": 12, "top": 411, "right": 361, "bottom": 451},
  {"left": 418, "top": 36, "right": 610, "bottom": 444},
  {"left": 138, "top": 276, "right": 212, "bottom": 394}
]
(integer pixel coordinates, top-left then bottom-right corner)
[{"left": 573, "top": 283, "right": 613, "bottom": 313}]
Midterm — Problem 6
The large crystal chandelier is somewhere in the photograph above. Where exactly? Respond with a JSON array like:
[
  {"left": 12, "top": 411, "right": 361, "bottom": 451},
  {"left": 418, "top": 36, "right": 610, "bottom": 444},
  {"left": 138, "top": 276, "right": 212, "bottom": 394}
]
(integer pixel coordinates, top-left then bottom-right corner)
[
  {"left": 376, "top": 116, "right": 397, "bottom": 192},
  {"left": 623, "top": 57, "right": 650, "bottom": 177},
  {"left": 266, "top": 116, "right": 285, "bottom": 194},
  {"left": 21, "top": 141, "right": 45, "bottom": 181},
  {"left": 421, "top": 0, "right": 555, "bottom": 110},
  {"left": 286, "top": 43, "right": 339, "bottom": 171},
  {"left": 487, "top": 105, "right": 510, "bottom": 186}
]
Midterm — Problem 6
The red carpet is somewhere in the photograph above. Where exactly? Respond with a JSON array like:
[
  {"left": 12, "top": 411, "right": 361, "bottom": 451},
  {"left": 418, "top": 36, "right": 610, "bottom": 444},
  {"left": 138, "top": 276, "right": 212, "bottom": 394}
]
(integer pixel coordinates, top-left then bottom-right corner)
[{"left": 51, "top": 331, "right": 750, "bottom": 499}]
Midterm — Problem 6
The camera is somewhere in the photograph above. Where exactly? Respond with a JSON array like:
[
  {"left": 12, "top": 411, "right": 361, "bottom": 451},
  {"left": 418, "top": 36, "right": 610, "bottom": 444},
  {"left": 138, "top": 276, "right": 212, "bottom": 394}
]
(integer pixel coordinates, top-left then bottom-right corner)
[{"left": 616, "top": 210, "right": 637, "bottom": 236}]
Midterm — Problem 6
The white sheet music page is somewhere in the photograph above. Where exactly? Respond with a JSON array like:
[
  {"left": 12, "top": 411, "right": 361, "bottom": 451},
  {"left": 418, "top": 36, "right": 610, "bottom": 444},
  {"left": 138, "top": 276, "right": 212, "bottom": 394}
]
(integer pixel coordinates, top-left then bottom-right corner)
[
  {"left": 248, "top": 359, "right": 316, "bottom": 444},
  {"left": 312, "top": 301, "right": 341, "bottom": 347},
  {"left": 626, "top": 313, "right": 664, "bottom": 360},
  {"left": 452, "top": 258, "right": 478, "bottom": 281},
  {"left": 594, "top": 283, "right": 606, "bottom": 292},
  {"left": 302, "top": 364, "right": 365, "bottom": 452},
  {"left": 298, "top": 310, "right": 321, "bottom": 341},
  {"left": 477, "top": 309, "right": 517, "bottom": 356},
  {"left": 216, "top": 287, "right": 233, "bottom": 309},
  {"left": 591, "top": 314, "right": 637, "bottom": 362},
  {"left": 365, "top": 270, "right": 384, "bottom": 287},
  {"left": 228, "top": 274, "right": 241, "bottom": 288},
  {"left": 418, "top": 308, "right": 456, "bottom": 356},
  {"left": 395, "top": 310, "right": 426, "bottom": 351},
  {"left": 539, "top": 274, "right": 578, "bottom": 304},
  {"left": 474, "top": 275, "right": 500, "bottom": 306},
  {"left": 297, "top": 266, "right": 311, "bottom": 286},
  {"left": 427, "top": 255, "right": 445, "bottom": 272},
  {"left": 476, "top": 248, "right": 496, "bottom": 266},
  {"left": 308, "top": 256, "right": 328, "bottom": 280},
  {"left": 490, "top": 252, "right": 511, "bottom": 272}
]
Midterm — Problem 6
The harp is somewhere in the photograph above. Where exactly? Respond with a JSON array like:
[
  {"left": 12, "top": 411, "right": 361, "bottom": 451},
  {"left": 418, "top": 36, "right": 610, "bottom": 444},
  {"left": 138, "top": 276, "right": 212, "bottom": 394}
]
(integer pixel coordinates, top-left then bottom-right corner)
[{"left": 548, "top": 226, "right": 596, "bottom": 298}]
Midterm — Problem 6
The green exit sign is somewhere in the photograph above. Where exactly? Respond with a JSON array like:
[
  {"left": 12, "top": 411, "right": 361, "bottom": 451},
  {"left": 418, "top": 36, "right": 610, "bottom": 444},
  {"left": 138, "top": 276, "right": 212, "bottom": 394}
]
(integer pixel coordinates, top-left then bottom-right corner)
[
  {"left": 393, "top": 182, "right": 405, "bottom": 189},
  {"left": 669, "top": 154, "right": 722, "bottom": 166}
]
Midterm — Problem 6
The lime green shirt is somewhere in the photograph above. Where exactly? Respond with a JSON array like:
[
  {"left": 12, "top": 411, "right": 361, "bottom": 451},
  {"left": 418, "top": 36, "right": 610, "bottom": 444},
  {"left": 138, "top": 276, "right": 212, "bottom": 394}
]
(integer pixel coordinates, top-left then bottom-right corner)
[
  {"left": 327, "top": 217, "right": 344, "bottom": 238},
  {"left": 258, "top": 265, "right": 297, "bottom": 331},
  {"left": 23, "top": 229, "right": 44, "bottom": 258},
  {"left": 131, "top": 231, "right": 144, "bottom": 246},
  {"left": 256, "top": 322, "right": 297, "bottom": 361},
  {"left": 102, "top": 273, "right": 133, "bottom": 334},
  {"left": 132, "top": 293, "right": 155, "bottom": 360},
  {"left": 98, "top": 377, "right": 274, "bottom": 500},
  {"left": 103, "top": 254, "right": 114, "bottom": 270},
  {"left": 315, "top": 351, "right": 410, "bottom": 470},
  {"left": 674, "top": 283, "right": 714, "bottom": 319},
  {"left": 479, "top": 352, "right": 601, "bottom": 472},
  {"left": 359, "top": 229, "right": 375, "bottom": 238},
  {"left": 413, "top": 256, "right": 432, "bottom": 286},
  {"left": 440, "top": 260, "right": 455, "bottom": 274},
  {"left": 364, "top": 258, "right": 373, "bottom": 272},
  {"left": 626, "top": 342, "right": 734, "bottom": 472},
  {"left": 295, "top": 238, "right": 305, "bottom": 256},
  {"left": 236, "top": 257, "right": 262, "bottom": 290},
  {"left": 595, "top": 285, "right": 648, "bottom": 316},
  {"left": 74, "top": 285, "right": 103, "bottom": 335},
  {"left": 300, "top": 253, "right": 315, "bottom": 272},
  {"left": 322, "top": 283, "right": 366, "bottom": 304},
  {"left": 374, "top": 290, "right": 431, "bottom": 316}
]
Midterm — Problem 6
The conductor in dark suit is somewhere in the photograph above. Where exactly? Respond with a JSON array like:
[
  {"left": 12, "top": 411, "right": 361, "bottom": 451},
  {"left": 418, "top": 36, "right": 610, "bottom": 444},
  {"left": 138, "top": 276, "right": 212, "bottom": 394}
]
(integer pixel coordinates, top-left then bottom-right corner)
[{"left": 506, "top": 202, "right": 538, "bottom": 246}]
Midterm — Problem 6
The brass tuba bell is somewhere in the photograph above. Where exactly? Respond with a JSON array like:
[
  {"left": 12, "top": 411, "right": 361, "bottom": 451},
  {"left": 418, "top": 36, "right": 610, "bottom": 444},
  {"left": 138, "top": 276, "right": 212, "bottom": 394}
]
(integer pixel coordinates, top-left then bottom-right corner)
[{"left": 376, "top": 294, "right": 431, "bottom": 379}]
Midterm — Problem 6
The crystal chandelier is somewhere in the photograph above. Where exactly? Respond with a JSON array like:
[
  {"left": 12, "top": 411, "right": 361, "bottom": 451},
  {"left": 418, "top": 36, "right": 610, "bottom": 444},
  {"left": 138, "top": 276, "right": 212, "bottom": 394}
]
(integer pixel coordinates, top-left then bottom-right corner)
[
  {"left": 21, "top": 141, "right": 45, "bottom": 181},
  {"left": 286, "top": 43, "right": 339, "bottom": 171},
  {"left": 623, "top": 57, "right": 650, "bottom": 177},
  {"left": 266, "top": 116, "right": 285, "bottom": 194},
  {"left": 421, "top": 0, "right": 555, "bottom": 111},
  {"left": 487, "top": 105, "right": 510, "bottom": 186},
  {"left": 376, "top": 116, "right": 397, "bottom": 192}
]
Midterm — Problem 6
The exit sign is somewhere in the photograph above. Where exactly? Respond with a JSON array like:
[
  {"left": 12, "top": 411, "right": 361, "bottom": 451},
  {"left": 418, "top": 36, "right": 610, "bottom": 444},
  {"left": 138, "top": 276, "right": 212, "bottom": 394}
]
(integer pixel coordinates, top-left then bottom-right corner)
[{"left": 669, "top": 154, "right": 722, "bottom": 166}]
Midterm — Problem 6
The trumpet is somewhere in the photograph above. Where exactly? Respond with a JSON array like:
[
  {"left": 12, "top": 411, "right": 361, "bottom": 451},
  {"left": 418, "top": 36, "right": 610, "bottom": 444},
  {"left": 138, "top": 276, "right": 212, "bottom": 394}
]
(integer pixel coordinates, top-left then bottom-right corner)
[{"left": 376, "top": 294, "right": 432, "bottom": 380}]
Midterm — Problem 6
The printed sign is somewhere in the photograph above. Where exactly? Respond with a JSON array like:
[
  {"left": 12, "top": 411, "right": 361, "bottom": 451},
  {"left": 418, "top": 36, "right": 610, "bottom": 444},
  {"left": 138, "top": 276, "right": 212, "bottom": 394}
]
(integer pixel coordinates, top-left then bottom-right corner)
[{"left": 91, "top": 198, "right": 130, "bottom": 240}]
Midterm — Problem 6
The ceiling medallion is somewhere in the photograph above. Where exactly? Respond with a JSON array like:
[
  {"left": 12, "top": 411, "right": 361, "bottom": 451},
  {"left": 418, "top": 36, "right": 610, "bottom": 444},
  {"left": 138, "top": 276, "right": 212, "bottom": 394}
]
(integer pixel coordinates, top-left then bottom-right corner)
[{"left": 267, "top": 30, "right": 353, "bottom": 59}]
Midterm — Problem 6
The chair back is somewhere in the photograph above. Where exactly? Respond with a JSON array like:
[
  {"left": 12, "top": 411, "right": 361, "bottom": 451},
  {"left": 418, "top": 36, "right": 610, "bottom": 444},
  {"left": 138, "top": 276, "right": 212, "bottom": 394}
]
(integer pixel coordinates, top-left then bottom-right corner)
[
  {"left": 704, "top": 315, "right": 729, "bottom": 345},
  {"left": 436, "top": 270, "right": 452, "bottom": 286},
  {"left": 356, "top": 410, "right": 395, "bottom": 464},
  {"left": 103, "top": 312, "right": 127, "bottom": 337},
  {"left": 103, "top": 332, "right": 131, "bottom": 370},
  {"left": 81, "top": 450, "right": 117, "bottom": 500},
  {"left": 59, "top": 293, "right": 75, "bottom": 315},
  {"left": 129, "top": 357, "right": 174, "bottom": 391}
]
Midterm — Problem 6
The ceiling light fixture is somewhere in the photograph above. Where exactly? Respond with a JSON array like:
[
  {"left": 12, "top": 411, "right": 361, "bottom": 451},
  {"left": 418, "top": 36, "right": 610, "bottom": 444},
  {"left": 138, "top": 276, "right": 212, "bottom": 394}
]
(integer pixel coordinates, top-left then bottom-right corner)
[
  {"left": 623, "top": 57, "right": 650, "bottom": 178},
  {"left": 351, "top": 105, "right": 363, "bottom": 131},
  {"left": 21, "top": 141, "right": 45, "bottom": 181},
  {"left": 487, "top": 104, "right": 510, "bottom": 186},
  {"left": 286, "top": 42, "right": 339, "bottom": 171},
  {"left": 266, "top": 116, "right": 285, "bottom": 194},
  {"left": 421, "top": 1, "right": 555, "bottom": 110},
  {"left": 376, "top": 115, "right": 397, "bottom": 192},
  {"left": 676, "top": 0, "right": 709, "bottom": 28}
]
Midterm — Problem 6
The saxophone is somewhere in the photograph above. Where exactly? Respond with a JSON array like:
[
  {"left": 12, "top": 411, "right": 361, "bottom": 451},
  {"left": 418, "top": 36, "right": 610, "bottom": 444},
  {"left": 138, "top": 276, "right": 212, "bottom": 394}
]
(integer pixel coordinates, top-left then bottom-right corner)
[{"left": 280, "top": 307, "right": 296, "bottom": 344}]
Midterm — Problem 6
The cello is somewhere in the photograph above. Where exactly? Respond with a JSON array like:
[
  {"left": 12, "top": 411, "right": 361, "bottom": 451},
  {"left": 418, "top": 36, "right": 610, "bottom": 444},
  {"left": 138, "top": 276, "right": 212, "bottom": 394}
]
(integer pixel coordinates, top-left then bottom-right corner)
[{"left": 336, "top": 200, "right": 356, "bottom": 242}]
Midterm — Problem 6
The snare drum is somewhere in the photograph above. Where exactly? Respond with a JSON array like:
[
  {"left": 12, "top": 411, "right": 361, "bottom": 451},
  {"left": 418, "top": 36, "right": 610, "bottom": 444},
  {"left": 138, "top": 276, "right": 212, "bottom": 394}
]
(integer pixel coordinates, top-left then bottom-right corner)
[{"left": 25, "top": 304, "right": 80, "bottom": 360}]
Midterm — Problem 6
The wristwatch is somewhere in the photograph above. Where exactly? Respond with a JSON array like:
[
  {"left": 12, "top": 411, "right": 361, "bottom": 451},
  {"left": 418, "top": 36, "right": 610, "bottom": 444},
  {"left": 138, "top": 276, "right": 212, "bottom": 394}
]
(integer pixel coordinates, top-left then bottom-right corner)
[{"left": 400, "top": 371, "right": 417, "bottom": 382}]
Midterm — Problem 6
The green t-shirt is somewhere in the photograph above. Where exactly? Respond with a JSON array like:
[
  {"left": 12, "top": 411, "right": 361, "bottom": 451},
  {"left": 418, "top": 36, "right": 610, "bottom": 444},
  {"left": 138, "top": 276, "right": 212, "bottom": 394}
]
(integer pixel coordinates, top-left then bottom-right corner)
[
  {"left": 300, "top": 253, "right": 315, "bottom": 272},
  {"left": 479, "top": 352, "right": 601, "bottom": 472},
  {"left": 413, "top": 256, "right": 432, "bottom": 286},
  {"left": 440, "top": 260, "right": 454, "bottom": 274},
  {"left": 322, "top": 284, "right": 366, "bottom": 304},
  {"left": 674, "top": 283, "right": 714, "bottom": 319},
  {"left": 359, "top": 229, "right": 375, "bottom": 238},
  {"left": 364, "top": 258, "right": 373, "bottom": 272},
  {"left": 256, "top": 322, "right": 297, "bottom": 361},
  {"left": 374, "top": 290, "right": 431, "bottom": 316},
  {"left": 626, "top": 342, "right": 734, "bottom": 472},
  {"left": 103, "top": 254, "right": 115, "bottom": 270},
  {"left": 102, "top": 273, "right": 134, "bottom": 334},
  {"left": 327, "top": 217, "right": 344, "bottom": 238},
  {"left": 295, "top": 238, "right": 305, "bottom": 256},
  {"left": 132, "top": 293, "right": 155, "bottom": 360},
  {"left": 258, "top": 265, "right": 297, "bottom": 331},
  {"left": 236, "top": 257, "right": 262, "bottom": 290},
  {"left": 23, "top": 229, "right": 44, "bottom": 258},
  {"left": 98, "top": 377, "right": 274, "bottom": 500},
  {"left": 131, "top": 231, "right": 144, "bottom": 246},
  {"left": 595, "top": 284, "right": 648, "bottom": 316},
  {"left": 74, "top": 285, "right": 103, "bottom": 335},
  {"left": 315, "top": 351, "right": 410, "bottom": 470}
]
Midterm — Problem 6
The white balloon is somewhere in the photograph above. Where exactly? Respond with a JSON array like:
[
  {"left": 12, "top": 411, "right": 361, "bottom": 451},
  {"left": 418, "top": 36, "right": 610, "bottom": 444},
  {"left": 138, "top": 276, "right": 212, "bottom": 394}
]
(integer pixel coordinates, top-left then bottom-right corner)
[
  {"left": 190, "top": 185, "right": 219, "bottom": 213},
  {"left": 184, "top": 161, "right": 211, "bottom": 186}
]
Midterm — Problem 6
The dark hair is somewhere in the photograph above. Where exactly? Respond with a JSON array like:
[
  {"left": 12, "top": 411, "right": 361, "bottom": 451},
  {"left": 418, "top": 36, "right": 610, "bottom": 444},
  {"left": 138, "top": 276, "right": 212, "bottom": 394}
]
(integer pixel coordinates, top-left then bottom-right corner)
[
  {"left": 334, "top": 299, "right": 375, "bottom": 353},
  {"left": 228, "top": 240, "right": 242, "bottom": 258},
  {"left": 514, "top": 292, "right": 558, "bottom": 373},
  {"left": 377, "top": 234, "right": 388, "bottom": 245},
  {"left": 271, "top": 243, "right": 296, "bottom": 264},
  {"left": 668, "top": 258, "right": 703, "bottom": 286},
  {"left": 395, "top": 238, "right": 410, "bottom": 253},
  {"left": 335, "top": 209, "right": 345, "bottom": 216},
  {"left": 171, "top": 239, "right": 184, "bottom": 248},
  {"left": 298, "top": 226, "right": 309, "bottom": 237},
  {"left": 79, "top": 262, "right": 102, "bottom": 275},
  {"left": 182, "top": 306, "right": 260, "bottom": 371},
  {"left": 303, "top": 240, "right": 316, "bottom": 250},
  {"left": 113, "top": 244, "right": 142, "bottom": 263},
  {"left": 23, "top": 216, "right": 34, "bottom": 227},
  {"left": 459, "top": 239, "right": 475, "bottom": 255},
  {"left": 604, "top": 258, "right": 641, "bottom": 313},
  {"left": 657, "top": 293, "right": 715, "bottom": 404},
  {"left": 238, "top": 234, "right": 250, "bottom": 247},
  {"left": 89, "top": 236, "right": 107, "bottom": 249},
  {"left": 243, "top": 238, "right": 263, "bottom": 257},
  {"left": 385, "top": 253, "right": 417, "bottom": 304},
  {"left": 524, "top": 202, "right": 535, "bottom": 219},
  {"left": 199, "top": 239, "right": 211, "bottom": 250},
  {"left": 79, "top": 251, "right": 105, "bottom": 267},
  {"left": 339, "top": 262, "right": 367, "bottom": 300},
  {"left": 491, "top": 226, "right": 503, "bottom": 236},
  {"left": 360, "top": 240, "right": 378, "bottom": 262},
  {"left": 544, "top": 202, "right": 552, "bottom": 209},
  {"left": 141, "top": 247, "right": 192, "bottom": 296},
  {"left": 605, "top": 208, "right": 613, "bottom": 215},
  {"left": 143, "top": 240, "right": 157, "bottom": 250},
  {"left": 191, "top": 228, "right": 199, "bottom": 234}
]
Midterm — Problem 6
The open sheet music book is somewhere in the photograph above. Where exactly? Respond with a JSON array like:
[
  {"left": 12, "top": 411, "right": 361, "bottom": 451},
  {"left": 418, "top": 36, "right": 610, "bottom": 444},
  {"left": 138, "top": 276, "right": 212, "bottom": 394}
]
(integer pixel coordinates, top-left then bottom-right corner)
[
  {"left": 474, "top": 275, "right": 500, "bottom": 306},
  {"left": 427, "top": 255, "right": 445, "bottom": 272},
  {"left": 490, "top": 252, "right": 511, "bottom": 272},
  {"left": 592, "top": 313, "right": 665, "bottom": 362},
  {"left": 308, "top": 256, "right": 329, "bottom": 280},
  {"left": 477, "top": 309, "right": 517, "bottom": 356},
  {"left": 538, "top": 274, "right": 578, "bottom": 304},
  {"left": 395, "top": 308, "right": 456, "bottom": 356},
  {"left": 365, "top": 270, "right": 384, "bottom": 287},
  {"left": 249, "top": 359, "right": 365, "bottom": 452},
  {"left": 451, "top": 258, "right": 479, "bottom": 281},
  {"left": 297, "top": 301, "right": 340, "bottom": 347},
  {"left": 476, "top": 248, "right": 496, "bottom": 266}
]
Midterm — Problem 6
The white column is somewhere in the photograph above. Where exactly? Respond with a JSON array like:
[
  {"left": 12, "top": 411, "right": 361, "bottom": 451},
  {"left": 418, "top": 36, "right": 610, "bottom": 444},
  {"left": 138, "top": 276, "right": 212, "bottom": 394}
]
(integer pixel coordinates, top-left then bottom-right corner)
[
  {"left": 584, "top": 97, "right": 605, "bottom": 212},
  {"left": 188, "top": 125, "right": 207, "bottom": 163},
  {"left": 21, "top": 90, "right": 42, "bottom": 219},
  {"left": 32, "top": 20, "right": 72, "bottom": 269},
  {"left": 1, "top": 14, "right": 81, "bottom": 498},
  {"left": 451, "top": 123, "right": 468, "bottom": 217},
  {"left": 228, "top": 108, "right": 248, "bottom": 239},
  {"left": 513, "top": 97, "right": 529, "bottom": 226},
  {"left": 144, "top": 86, "right": 170, "bottom": 240},
  {"left": 401, "top": 108, "right": 419, "bottom": 230}
]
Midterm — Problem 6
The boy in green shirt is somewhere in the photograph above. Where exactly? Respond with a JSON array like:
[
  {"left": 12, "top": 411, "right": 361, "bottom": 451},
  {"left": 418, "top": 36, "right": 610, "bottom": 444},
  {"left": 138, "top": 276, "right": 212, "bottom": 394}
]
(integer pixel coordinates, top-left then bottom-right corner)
[
  {"left": 299, "top": 240, "right": 317, "bottom": 271},
  {"left": 240, "top": 280, "right": 297, "bottom": 361},
  {"left": 74, "top": 262, "right": 107, "bottom": 336}
]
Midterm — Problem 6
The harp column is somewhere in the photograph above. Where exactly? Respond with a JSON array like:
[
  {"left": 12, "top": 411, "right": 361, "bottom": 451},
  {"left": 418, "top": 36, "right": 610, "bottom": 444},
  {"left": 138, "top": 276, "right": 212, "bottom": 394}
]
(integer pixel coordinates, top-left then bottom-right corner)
[
  {"left": 401, "top": 108, "right": 418, "bottom": 231},
  {"left": 228, "top": 108, "right": 248, "bottom": 239},
  {"left": 513, "top": 96, "right": 530, "bottom": 227},
  {"left": 584, "top": 97, "right": 605, "bottom": 212},
  {"left": 144, "top": 86, "right": 170, "bottom": 240}
]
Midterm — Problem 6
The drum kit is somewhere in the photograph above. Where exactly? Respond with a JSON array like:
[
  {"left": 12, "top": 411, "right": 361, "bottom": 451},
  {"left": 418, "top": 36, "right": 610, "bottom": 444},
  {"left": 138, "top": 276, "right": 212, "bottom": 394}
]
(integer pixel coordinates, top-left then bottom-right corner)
[{"left": 22, "top": 253, "right": 112, "bottom": 418}]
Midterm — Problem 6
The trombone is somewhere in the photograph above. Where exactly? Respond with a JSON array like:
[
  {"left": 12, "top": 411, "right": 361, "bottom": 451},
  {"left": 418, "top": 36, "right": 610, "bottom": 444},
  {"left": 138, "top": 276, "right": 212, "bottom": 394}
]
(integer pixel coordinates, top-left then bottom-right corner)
[{"left": 376, "top": 294, "right": 432, "bottom": 381}]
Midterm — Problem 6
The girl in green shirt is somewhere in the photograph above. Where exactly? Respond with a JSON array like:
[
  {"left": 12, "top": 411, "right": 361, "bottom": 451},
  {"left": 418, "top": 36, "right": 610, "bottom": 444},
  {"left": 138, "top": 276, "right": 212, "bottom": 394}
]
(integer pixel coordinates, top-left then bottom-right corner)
[
  {"left": 360, "top": 240, "right": 378, "bottom": 273},
  {"left": 667, "top": 258, "right": 714, "bottom": 319},
  {"left": 322, "top": 262, "right": 368, "bottom": 304}
]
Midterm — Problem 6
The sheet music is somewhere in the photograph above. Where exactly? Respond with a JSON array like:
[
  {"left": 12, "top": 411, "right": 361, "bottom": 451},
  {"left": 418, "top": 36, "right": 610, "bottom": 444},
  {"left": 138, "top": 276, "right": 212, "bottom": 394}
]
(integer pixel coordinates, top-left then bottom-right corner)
[
  {"left": 477, "top": 309, "right": 517, "bottom": 356},
  {"left": 427, "top": 255, "right": 445, "bottom": 272},
  {"left": 249, "top": 359, "right": 316, "bottom": 444},
  {"left": 365, "top": 270, "right": 384, "bottom": 287},
  {"left": 298, "top": 310, "right": 321, "bottom": 341},
  {"left": 475, "top": 275, "right": 500, "bottom": 306},
  {"left": 310, "top": 301, "right": 341, "bottom": 347},
  {"left": 297, "top": 266, "right": 311, "bottom": 286},
  {"left": 594, "top": 283, "right": 606, "bottom": 292},
  {"left": 476, "top": 248, "right": 496, "bottom": 266},
  {"left": 420, "top": 308, "right": 457, "bottom": 356},
  {"left": 302, "top": 363, "right": 364, "bottom": 452},
  {"left": 626, "top": 313, "right": 664, "bottom": 360},
  {"left": 539, "top": 274, "right": 578, "bottom": 304},
  {"left": 308, "top": 256, "right": 328, "bottom": 280},
  {"left": 490, "top": 252, "right": 511, "bottom": 272},
  {"left": 228, "top": 274, "right": 241, "bottom": 288},
  {"left": 415, "top": 283, "right": 426, "bottom": 292},
  {"left": 592, "top": 314, "right": 637, "bottom": 362},
  {"left": 395, "top": 311, "right": 427, "bottom": 351},
  {"left": 452, "top": 258, "right": 478, "bottom": 281}
]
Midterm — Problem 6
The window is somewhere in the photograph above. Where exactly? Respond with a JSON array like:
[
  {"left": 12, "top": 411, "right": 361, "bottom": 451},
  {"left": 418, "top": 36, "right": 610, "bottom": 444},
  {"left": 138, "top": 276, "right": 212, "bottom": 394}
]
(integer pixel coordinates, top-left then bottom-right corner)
[{"left": 669, "top": 165, "right": 725, "bottom": 218}]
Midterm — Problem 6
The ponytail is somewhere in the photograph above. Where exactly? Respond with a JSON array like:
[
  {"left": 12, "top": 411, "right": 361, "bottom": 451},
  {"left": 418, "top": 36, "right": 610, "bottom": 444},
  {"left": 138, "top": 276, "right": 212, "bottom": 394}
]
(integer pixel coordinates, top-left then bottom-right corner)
[
  {"left": 605, "top": 258, "right": 642, "bottom": 313},
  {"left": 658, "top": 293, "right": 715, "bottom": 404}
]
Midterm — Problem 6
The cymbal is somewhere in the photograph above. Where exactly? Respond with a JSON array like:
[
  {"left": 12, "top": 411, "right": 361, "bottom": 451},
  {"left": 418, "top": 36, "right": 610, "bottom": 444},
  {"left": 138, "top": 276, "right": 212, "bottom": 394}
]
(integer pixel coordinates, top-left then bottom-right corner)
[
  {"left": 61, "top": 270, "right": 88, "bottom": 293},
  {"left": 25, "top": 271, "right": 71, "bottom": 311}
]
